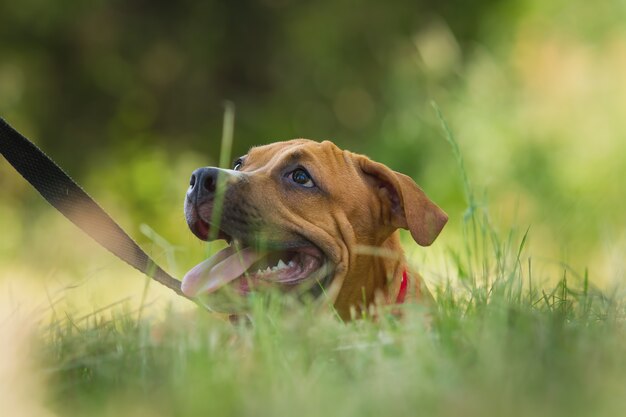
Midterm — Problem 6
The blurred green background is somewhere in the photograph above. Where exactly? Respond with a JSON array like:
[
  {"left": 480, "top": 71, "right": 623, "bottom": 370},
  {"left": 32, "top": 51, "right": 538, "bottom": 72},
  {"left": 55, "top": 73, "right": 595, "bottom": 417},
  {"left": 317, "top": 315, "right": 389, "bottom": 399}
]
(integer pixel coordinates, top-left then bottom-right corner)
[{"left": 1, "top": 0, "right": 625, "bottom": 311}]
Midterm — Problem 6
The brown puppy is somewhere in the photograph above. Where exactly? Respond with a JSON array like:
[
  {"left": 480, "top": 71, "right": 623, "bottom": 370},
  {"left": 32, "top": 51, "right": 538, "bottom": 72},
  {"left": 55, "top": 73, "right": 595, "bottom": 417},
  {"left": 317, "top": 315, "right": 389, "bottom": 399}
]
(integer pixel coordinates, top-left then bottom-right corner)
[{"left": 182, "top": 139, "right": 447, "bottom": 320}]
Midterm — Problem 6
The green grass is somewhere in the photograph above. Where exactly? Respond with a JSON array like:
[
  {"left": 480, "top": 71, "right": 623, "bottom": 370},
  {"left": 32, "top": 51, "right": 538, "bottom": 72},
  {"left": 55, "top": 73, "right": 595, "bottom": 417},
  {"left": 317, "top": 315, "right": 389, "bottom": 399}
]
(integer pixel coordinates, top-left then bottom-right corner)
[
  {"left": 37, "top": 251, "right": 626, "bottom": 417},
  {"left": 32, "top": 108, "right": 626, "bottom": 417}
]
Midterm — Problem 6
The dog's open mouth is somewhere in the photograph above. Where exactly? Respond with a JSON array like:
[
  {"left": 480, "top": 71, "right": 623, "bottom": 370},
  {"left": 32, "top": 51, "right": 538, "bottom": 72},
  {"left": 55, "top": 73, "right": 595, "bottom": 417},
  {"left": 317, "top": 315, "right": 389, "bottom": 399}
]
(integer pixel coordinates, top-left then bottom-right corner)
[{"left": 181, "top": 219, "right": 330, "bottom": 298}]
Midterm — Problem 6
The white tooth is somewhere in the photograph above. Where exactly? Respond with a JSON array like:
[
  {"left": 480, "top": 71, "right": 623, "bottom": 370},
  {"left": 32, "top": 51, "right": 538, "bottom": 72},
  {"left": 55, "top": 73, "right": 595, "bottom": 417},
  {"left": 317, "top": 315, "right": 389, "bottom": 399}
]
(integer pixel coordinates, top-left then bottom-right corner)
[
  {"left": 277, "top": 260, "right": 287, "bottom": 269},
  {"left": 271, "top": 266, "right": 278, "bottom": 271},
  {"left": 288, "top": 260, "right": 295, "bottom": 267},
  {"left": 265, "top": 267, "right": 272, "bottom": 273},
  {"left": 256, "top": 268, "right": 263, "bottom": 275}
]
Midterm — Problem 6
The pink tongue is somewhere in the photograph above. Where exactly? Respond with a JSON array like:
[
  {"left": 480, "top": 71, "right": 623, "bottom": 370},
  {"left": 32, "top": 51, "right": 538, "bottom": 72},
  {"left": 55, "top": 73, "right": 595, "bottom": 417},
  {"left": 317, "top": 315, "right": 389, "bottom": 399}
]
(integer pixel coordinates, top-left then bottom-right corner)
[{"left": 181, "top": 246, "right": 266, "bottom": 297}]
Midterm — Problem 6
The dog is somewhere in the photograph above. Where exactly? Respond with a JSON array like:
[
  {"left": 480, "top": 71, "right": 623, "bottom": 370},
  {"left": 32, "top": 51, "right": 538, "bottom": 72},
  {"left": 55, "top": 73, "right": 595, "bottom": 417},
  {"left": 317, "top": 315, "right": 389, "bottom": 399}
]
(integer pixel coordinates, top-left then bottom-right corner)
[{"left": 181, "top": 139, "right": 447, "bottom": 320}]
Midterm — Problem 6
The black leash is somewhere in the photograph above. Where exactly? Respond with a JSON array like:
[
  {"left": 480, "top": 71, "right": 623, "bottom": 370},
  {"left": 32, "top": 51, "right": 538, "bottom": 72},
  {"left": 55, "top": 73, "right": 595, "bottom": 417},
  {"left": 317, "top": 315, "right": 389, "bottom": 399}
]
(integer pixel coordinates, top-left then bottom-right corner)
[{"left": 0, "top": 118, "right": 190, "bottom": 300}]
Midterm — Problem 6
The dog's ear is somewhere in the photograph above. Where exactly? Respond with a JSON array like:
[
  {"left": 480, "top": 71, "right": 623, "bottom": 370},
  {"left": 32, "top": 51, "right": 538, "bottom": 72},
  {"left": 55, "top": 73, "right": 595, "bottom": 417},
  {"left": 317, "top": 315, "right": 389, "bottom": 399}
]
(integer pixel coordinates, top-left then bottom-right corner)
[{"left": 359, "top": 157, "right": 448, "bottom": 246}]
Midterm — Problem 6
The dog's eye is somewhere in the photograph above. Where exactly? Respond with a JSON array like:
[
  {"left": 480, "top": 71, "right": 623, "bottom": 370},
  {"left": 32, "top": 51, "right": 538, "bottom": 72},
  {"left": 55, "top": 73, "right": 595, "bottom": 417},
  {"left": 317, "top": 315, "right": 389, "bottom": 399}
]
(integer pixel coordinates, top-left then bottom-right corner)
[
  {"left": 290, "top": 168, "right": 315, "bottom": 188},
  {"left": 232, "top": 158, "right": 243, "bottom": 171}
]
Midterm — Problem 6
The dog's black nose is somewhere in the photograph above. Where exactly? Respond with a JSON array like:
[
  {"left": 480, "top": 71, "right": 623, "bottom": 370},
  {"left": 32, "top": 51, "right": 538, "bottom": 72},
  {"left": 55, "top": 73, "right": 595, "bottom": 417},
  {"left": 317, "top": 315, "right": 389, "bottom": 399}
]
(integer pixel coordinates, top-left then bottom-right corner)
[{"left": 188, "top": 167, "right": 219, "bottom": 203}]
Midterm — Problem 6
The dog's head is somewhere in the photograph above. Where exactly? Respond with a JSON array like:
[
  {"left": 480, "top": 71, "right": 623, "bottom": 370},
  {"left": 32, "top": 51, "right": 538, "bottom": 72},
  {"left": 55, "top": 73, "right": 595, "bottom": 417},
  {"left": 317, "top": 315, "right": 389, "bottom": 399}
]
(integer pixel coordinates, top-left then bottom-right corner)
[{"left": 182, "top": 139, "right": 447, "bottom": 314}]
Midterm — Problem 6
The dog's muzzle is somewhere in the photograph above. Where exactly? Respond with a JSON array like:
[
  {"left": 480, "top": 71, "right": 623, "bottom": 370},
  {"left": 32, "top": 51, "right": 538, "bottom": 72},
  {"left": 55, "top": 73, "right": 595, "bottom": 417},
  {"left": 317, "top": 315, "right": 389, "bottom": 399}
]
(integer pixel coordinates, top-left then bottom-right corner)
[{"left": 181, "top": 166, "right": 333, "bottom": 304}]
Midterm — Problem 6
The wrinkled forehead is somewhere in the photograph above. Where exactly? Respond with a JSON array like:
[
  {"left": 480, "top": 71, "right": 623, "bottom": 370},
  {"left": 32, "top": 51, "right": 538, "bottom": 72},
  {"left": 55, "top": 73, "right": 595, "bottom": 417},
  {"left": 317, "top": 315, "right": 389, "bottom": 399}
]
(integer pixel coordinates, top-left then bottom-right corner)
[{"left": 245, "top": 139, "right": 355, "bottom": 173}]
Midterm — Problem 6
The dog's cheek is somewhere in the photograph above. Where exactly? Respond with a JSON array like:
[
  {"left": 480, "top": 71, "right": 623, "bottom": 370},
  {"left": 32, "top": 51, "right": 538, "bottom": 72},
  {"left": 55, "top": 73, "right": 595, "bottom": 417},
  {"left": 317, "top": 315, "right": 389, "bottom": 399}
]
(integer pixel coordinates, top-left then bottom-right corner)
[
  {"left": 220, "top": 182, "right": 265, "bottom": 233},
  {"left": 335, "top": 183, "right": 394, "bottom": 246}
]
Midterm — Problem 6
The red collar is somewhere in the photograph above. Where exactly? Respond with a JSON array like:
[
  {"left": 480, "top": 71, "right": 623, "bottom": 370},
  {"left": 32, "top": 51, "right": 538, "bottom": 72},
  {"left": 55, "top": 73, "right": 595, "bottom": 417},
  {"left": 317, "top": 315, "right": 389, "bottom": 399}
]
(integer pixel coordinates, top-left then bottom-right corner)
[{"left": 395, "top": 269, "right": 409, "bottom": 304}]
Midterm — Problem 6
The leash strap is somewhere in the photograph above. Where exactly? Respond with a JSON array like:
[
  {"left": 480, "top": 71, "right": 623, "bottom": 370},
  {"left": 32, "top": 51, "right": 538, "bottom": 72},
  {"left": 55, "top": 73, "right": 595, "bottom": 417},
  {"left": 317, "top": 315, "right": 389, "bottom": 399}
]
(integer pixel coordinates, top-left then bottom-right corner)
[{"left": 0, "top": 118, "right": 188, "bottom": 299}]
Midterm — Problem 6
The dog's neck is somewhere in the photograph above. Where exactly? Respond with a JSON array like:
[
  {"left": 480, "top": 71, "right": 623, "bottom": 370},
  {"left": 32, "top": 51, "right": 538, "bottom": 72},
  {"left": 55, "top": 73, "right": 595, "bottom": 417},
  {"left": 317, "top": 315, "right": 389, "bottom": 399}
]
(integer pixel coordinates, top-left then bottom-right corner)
[{"left": 333, "top": 231, "right": 410, "bottom": 320}]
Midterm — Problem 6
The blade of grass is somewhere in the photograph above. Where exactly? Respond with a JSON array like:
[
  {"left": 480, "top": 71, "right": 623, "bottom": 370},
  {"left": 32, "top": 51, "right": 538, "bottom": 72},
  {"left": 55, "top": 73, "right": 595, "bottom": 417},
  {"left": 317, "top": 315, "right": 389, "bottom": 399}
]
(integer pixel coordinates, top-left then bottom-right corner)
[{"left": 208, "top": 101, "right": 236, "bottom": 242}]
